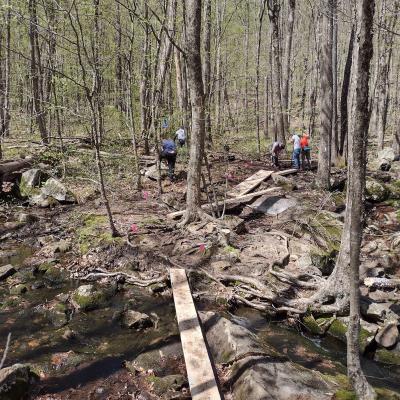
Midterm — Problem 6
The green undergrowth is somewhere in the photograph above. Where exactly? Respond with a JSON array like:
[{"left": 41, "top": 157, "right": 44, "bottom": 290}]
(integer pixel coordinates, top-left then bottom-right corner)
[{"left": 76, "top": 214, "right": 123, "bottom": 254}]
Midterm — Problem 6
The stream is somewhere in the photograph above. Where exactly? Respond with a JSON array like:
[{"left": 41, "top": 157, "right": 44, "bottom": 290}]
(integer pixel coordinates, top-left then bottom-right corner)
[{"left": 1, "top": 244, "right": 400, "bottom": 397}]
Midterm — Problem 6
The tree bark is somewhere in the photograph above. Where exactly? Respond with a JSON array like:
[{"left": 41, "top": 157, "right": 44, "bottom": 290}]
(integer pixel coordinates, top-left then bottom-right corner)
[
  {"left": 316, "top": 0, "right": 333, "bottom": 190},
  {"left": 255, "top": 0, "right": 267, "bottom": 157},
  {"left": 29, "top": 0, "right": 49, "bottom": 144},
  {"left": 267, "top": 0, "right": 285, "bottom": 144},
  {"left": 182, "top": 0, "right": 205, "bottom": 224},
  {"left": 339, "top": 26, "right": 355, "bottom": 157},
  {"left": 347, "top": 0, "right": 376, "bottom": 397},
  {"left": 331, "top": 0, "right": 338, "bottom": 163},
  {"left": 140, "top": 1, "right": 151, "bottom": 154},
  {"left": 282, "top": 0, "right": 295, "bottom": 136},
  {"left": 202, "top": 0, "right": 212, "bottom": 145}
]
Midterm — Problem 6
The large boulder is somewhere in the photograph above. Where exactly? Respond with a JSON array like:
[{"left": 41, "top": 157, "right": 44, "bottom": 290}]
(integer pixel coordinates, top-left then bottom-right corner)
[
  {"left": 19, "top": 169, "right": 43, "bottom": 197},
  {"left": 200, "top": 312, "right": 336, "bottom": 400},
  {"left": 72, "top": 284, "right": 115, "bottom": 311},
  {"left": 376, "top": 147, "right": 396, "bottom": 171},
  {"left": 41, "top": 178, "right": 76, "bottom": 203},
  {"left": 375, "top": 322, "right": 399, "bottom": 348},
  {"left": 121, "top": 310, "right": 153, "bottom": 330},
  {"left": 0, "top": 363, "right": 39, "bottom": 400},
  {"left": 365, "top": 178, "right": 390, "bottom": 202}
]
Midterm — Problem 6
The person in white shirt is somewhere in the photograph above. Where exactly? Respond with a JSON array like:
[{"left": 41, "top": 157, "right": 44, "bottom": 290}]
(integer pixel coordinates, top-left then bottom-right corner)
[
  {"left": 291, "top": 133, "right": 302, "bottom": 169},
  {"left": 174, "top": 127, "right": 186, "bottom": 147}
]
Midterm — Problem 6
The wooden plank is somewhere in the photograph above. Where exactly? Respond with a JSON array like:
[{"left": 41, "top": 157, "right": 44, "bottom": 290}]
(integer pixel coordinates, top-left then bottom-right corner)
[
  {"left": 167, "top": 187, "right": 281, "bottom": 219},
  {"left": 227, "top": 169, "right": 273, "bottom": 197},
  {"left": 170, "top": 268, "right": 222, "bottom": 400},
  {"left": 274, "top": 168, "right": 298, "bottom": 176}
]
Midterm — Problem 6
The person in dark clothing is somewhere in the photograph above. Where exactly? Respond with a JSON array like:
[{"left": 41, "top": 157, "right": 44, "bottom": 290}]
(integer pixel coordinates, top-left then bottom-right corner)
[
  {"left": 160, "top": 138, "right": 177, "bottom": 180},
  {"left": 271, "top": 141, "right": 285, "bottom": 167}
]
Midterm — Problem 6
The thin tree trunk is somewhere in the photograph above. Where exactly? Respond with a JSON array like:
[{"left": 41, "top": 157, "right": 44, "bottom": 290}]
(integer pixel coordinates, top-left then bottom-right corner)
[
  {"left": 282, "top": 0, "right": 295, "bottom": 136},
  {"left": 339, "top": 26, "right": 355, "bottom": 157},
  {"left": 255, "top": 0, "right": 267, "bottom": 157},
  {"left": 140, "top": 1, "right": 151, "bottom": 155},
  {"left": 181, "top": 0, "right": 205, "bottom": 224},
  {"left": 316, "top": 0, "right": 333, "bottom": 189},
  {"left": 264, "top": 76, "right": 269, "bottom": 141},
  {"left": 29, "top": 0, "right": 48, "bottom": 144},
  {"left": 267, "top": 0, "right": 285, "bottom": 144},
  {"left": 331, "top": 0, "right": 338, "bottom": 162},
  {"left": 203, "top": 0, "right": 212, "bottom": 145},
  {"left": 347, "top": 0, "right": 376, "bottom": 398}
]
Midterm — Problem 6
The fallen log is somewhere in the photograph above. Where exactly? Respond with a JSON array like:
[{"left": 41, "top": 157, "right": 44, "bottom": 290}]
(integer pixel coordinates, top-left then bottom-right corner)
[
  {"left": 274, "top": 168, "right": 298, "bottom": 176},
  {"left": 167, "top": 187, "right": 281, "bottom": 219},
  {"left": 0, "top": 157, "right": 33, "bottom": 184},
  {"left": 364, "top": 277, "right": 400, "bottom": 290}
]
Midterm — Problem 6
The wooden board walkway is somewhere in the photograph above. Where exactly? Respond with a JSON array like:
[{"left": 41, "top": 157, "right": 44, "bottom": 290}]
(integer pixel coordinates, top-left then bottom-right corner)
[
  {"left": 170, "top": 268, "right": 222, "bottom": 400},
  {"left": 167, "top": 187, "right": 281, "bottom": 219},
  {"left": 227, "top": 169, "right": 273, "bottom": 197}
]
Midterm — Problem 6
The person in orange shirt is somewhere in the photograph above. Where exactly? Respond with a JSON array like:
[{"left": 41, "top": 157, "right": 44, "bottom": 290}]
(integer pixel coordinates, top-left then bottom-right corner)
[{"left": 300, "top": 133, "right": 311, "bottom": 170}]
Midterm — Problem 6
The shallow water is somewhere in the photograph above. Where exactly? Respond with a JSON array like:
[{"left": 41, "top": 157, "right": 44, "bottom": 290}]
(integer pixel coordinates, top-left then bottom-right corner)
[
  {"left": 232, "top": 307, "right": 400, "bottom": 394},
  {"left": 2, "top": 244, "right": 400, "bottom": 396}
]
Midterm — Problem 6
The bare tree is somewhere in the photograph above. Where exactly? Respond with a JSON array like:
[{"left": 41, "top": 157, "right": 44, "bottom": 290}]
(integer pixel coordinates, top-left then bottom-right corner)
[
  {"left": 202, "top": 0, "right": 212, "bottom": 145},
  {"left": 347, "top": 0, "right": 376, "bottom": 397},
  {"left": 255, "top": 0, "right": 267, "bottom": 157},
  {"left": 267, "top": 0, "right": 285, "bottom": 144},
  {"left": 316, "top": 0, "right": 333, "bottom": 189},
  {"left": 29, "top": 0, "right": 49, "bottom": 144},
  {"left": 180, "top": 0, "right": 205, "bottom": 225},
  {"left": 282, "top": 0, "right": 296, "bottom": 135}
]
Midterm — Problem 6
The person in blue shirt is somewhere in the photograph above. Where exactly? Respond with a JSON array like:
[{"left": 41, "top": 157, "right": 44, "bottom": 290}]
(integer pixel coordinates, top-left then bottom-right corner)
[{"left": 160, "top": 137, "right": 177, "bottom": 181}]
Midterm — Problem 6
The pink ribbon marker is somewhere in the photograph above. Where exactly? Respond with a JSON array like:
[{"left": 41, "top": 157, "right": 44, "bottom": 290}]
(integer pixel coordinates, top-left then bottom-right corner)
[
  {"left": 198, "top": 243, "right": 206, "bottom": 253},
  {"left": 142, "top": 191, "right": 149, "bottom": 200},
  {"left": 130, "top": 224, "right": 139, "bottom": 234}
]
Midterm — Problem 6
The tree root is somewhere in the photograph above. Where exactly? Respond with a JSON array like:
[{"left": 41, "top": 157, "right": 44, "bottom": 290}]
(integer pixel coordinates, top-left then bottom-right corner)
[{"left": 80, "top": 269, "right": 169, "bottom": 287}]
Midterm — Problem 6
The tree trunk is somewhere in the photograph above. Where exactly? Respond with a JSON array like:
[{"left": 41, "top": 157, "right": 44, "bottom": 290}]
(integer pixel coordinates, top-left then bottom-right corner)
[
  {"left": 263, "top": 76, "right": 269, "bottom": 141},
  {"left": 316, "top": 0, "right": 333, "bottom": 190},
  {"left": 182, "top": 0, "right": 205, "bottom": 224},
  {"left": 375, "top": 0, "right": 399, "bottom": 150},
  {"left": 140, "top": 1, "right": 151, "bottom": 155},
  {"left": 255, "top": 0, "right": 267, "bottom": 157},
  {"left": 331, "top": 0, "right": 338, "bottom": 162},
  {"left": 202, "top": 0, "right": 212, "bottom": 145},
  {"left": 0, "top": 0, "right": 11, "bottom": 159},
  {"left": 267, "top": 0, "right": 285, "bottom": 144},
  {"left": 347, "top": 1, "right": 376, "bottom": 397},
  {"left": 29, "top": 0, "right": 49, "bottom": 144},
  {"left": 339, "top": 26, "right": 355, "bottom": 157},
  {"left": 282, "top": 0, "right": 295, "bottom": 136}
]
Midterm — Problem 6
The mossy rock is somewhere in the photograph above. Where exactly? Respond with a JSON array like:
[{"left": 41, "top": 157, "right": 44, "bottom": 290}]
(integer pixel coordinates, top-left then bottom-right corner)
[
  {"left": 366, "top": 179, "right": 390, "bottom": 203},
  {"left": 43, "top": 266, "right": 67, "bottom": 284},
  {"left": 147, "top": 374, "right": 187, "bottom": 396},
  {"left": 327, "top": 319, "right": 372, "bottom": 353},
  {"left": 333, "top": 390, "right": 356, "bottom": 400},
  {"left": 9, "top": 284, "right": 28, "bottom": 295},
  {"left": 76, "top": 214, "right": 123, "bottom": 254},
  {"left": 302, "top": 315, "right": 324, "bottom": 335},
  {"left": 72, "top": 284, "right": 115, "bottom": 311},
  {"left": 374, "top": 348, "right": 400, "bottom": 366},
  {"left": 387, "top": 180, "right": 400, "bottom": 200},
  {"left": 310, "top": 248, "right": 337, "bottom": 275}
]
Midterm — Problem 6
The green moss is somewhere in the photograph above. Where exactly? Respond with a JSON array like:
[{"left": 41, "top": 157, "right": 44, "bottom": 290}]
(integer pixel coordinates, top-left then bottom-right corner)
[
  {"left": 334, "top": 390, "right": 356, "bottom": 400},
  {"left": 72, "top": 286, "right": 115, "bottom": 311},
  {"left": 9, "top": 284, "right": 28, "bottom": 295},
  {"left": 327, "top": 319, "right": 372, "bottom": 352},
  {"left": 375, "top": 349, "right": 400, "bottom": 365},
  {"left": 76, "top": 214, "right": 123, "bottom": 254},
  {"left": 303, "top": 315, "right": 324, "bottom": 335}
]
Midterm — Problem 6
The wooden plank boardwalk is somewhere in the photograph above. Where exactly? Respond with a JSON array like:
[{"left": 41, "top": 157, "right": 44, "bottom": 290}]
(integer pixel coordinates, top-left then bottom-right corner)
[
  {"left": 170, "top": 268, "right": 222, "bottom": 400},
  {"left": 227, "top": 169, "right": 273, "bottom": 197}
]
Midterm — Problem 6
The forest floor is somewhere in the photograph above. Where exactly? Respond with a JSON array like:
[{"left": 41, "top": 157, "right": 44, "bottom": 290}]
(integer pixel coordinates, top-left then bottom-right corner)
[{"left": 1, "top": 140, "right": 400, "bottom": 399}]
